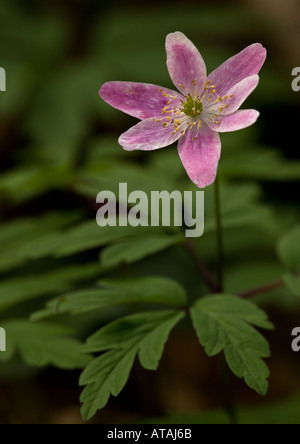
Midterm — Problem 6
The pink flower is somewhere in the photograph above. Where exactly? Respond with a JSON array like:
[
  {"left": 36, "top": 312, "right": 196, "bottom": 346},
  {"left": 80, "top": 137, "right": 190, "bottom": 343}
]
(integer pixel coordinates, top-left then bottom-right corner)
[{"left": 99, "top": 32, "right": 266, "bottom": 188}]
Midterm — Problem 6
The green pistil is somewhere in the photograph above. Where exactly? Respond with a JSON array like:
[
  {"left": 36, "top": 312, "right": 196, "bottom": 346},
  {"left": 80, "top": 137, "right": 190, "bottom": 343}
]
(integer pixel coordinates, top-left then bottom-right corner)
[{"left": 182, "top": 94, "right": 203, "bottom": 117}]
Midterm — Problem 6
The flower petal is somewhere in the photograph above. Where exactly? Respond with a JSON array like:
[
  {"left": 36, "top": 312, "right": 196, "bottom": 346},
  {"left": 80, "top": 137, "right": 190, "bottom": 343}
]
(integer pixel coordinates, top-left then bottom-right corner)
[
  {"left": 166, "top": 31, "right": 207, "bottom": 96},
  {"left": 99, "top": 81, "right": 183, "bottom": 120},
  {"left": 208, "top": 43, "right": 266, "bottom": 97},
  {"left": 119, "top": 118, "right": 181, "bottom": 151},
  {"left": 207, "top": 110, "right": 260, "bottom": 133},
  {"left": 178, "top": 125, "right": 221, "bottom": 188},
  {"left": 219, "top": 75, "right": 259, "bottom": 115}
]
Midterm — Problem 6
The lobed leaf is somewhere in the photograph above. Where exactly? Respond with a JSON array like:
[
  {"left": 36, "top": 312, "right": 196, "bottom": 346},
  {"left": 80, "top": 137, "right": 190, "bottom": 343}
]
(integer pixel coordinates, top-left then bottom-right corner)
[
  {"left": 79, "top": 310, "right": 185, "bottom": 421},
  {"left": 31, "top": 276, "right": 187, "bottom": 319},
  {"left": 0, "top": 320, "right": 91, "bottom": 369},
  {"left": 191, "top": 295, "right": 273, "bottom": 395}
]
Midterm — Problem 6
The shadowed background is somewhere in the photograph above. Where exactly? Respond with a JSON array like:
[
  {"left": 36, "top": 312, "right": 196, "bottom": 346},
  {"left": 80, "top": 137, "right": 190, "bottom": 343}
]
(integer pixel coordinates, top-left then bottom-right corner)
[{"left": 0, "top": 0, "right": 300, "bottom": 424}]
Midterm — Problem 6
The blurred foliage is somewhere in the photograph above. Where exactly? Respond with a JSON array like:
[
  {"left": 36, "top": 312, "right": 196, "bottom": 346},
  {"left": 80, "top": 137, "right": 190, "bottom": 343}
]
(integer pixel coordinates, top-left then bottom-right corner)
[
  {"left": 0, "top": 0, "right": 299, "bottom": 424},
  {"left": 141, "top": 392, "right": 300, "bottom": 424}
]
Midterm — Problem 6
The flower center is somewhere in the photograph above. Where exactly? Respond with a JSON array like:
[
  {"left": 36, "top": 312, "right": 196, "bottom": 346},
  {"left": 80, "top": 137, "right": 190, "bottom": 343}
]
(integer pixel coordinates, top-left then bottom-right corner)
[
  {"left": 155, "top": 82, "right": 234, "bottom": 141},
  {"left": 182, "top": 95, "right": 203, "bottom": 117}
]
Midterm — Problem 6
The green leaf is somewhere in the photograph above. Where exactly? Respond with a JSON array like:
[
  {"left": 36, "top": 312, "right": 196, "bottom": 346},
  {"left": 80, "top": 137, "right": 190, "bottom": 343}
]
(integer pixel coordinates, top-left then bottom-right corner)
[
  {"left": 31, "top": 276, "right": 187, "bottom": 319},
  {"left": 25, "top": 58, "right": 108, "bottom": 165},
  {"left": 0, "top": 165, "right": 74, "bottom": 204},
  {"left": 0, "top": 213, "right": 80, "bottom": 272},
  {"left": 54, "top": 221, "right": 161, "bottom": 258},
  {"left": 225, "top": 261, "right": 285, "bottom": 296},
  {"left": 0, "top": 212, "right": 76, "bottom": 248},
  {"left": 0, "top": 320, "right": 91, "bottom": 369},
  {"left": 278, "top": 226, "right": 300, "bottom": 271},
  {"left": 79, "top": 310, "right": 185, "bottom": 421},
  {"left": 80, "top": 348, "right": 136, "bottom": 422},
  {"left": 191, "top": 295, "right": 273, "bottom": 396},
  {"left": 0, "top": 217, "right": 165, "bottom": 270},
  {"left": 101, "top": 277, "right": 187, "bottom": 307},
  {"left": 284, "top": 274, "right": 300, "bottom": 297},
  {"left": 220, "top": 145, "right": 300, "bottom": 181},
  {"left": 203, "top": 183, "right": 275, "bottom": 234},
  {"left": 82, "top": 310, "right": 184, "bottom": 354},
  {"left": 79, "top": 163, "right": 176, "bottom": 199},
  {"left": 206, "top": 205, "right": 273, "bottom": 233},
  {"left": 100, "top": 234, "right": 182, "bottom": 267},
  {"left": 0, "top": 263, "right": 103, "bottom": 312},
  {"left": 138, "top": 315, "right": 183, "bottom": 370}
]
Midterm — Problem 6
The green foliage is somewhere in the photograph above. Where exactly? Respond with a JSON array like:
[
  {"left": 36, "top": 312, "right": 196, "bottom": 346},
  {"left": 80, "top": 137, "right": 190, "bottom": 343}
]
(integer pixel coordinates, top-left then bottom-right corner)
[
  {"left": 0, "top": 263, "right": 103, "bottom": 312},
  {"left": 31, "top": 276, "right": 187, "bottom": 319},
  {"left": 0, "top": 165, "right": 74, "bottom": 204},
  {"left": 0, "top": 0, "right": 299, "bottom": 425},
  {"left": 54, "top": 222, "right": 164, "bottom": 258},
  {"left": 79, "top": 310, "right": 185, "bottom": 421},
  {"left": 284, "top": 274, "right": 300, "bottom": 297},
  {"left": 0, "top": 320, "right": 91, "bottom": 369},
  {"left": 220, "top": 145, "right": 300, "bottom": 181},
  {"left": 141, "top": 393, "right": 300, "bottom": 424},
  {"left": 278, "top": 225, "right": 300, "bottom": 271},
  {"left": 277, "top": 226, "right": 300, "bottom": 298},
  {"left": 0, "top": 213, "right": 81, "bottom": 272},
  {"left": 191, "top": 295, "right": 273, "bottom": 395},
  {"left": 100, "top": 234, "right": 183, "bottom": 268}
]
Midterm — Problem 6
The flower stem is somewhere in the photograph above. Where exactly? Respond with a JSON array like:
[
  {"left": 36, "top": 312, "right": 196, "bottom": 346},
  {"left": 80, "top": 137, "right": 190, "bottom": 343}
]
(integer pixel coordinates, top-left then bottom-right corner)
[
  {"left": 239, "top": 278, "right": 284, "bottom": 299},
  {"left": 214, "top": 173, "right": 238, "bottom": 425},
  {"left": 184, "top": 240, "right": 218, "bottom": 293}
]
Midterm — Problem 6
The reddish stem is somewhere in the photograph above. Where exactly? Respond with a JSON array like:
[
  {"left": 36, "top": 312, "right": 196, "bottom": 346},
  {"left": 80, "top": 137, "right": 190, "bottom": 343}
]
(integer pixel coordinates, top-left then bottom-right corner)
[{"left": 239, "top": 279, "right": 284, "bottom": 299}]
